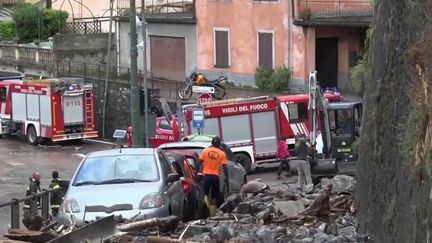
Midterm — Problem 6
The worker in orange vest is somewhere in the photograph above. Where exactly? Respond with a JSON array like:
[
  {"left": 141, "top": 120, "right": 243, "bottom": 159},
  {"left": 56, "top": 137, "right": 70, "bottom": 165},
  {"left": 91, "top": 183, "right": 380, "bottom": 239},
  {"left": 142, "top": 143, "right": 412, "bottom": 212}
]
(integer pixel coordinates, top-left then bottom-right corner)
[{"left": 197, "top": 136, "right": 229, "bottom": 217}]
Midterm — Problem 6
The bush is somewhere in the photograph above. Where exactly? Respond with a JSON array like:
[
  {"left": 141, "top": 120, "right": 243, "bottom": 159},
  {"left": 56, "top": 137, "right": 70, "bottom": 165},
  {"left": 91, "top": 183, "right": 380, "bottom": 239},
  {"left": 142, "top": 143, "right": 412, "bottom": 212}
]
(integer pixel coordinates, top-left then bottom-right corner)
[
  {"left": 0, "top": 21, "right": 16, "bottom": 41},
  {"left": 12, "top": 3, "right": 68, "bottom": 43},
  {"left": 255, "top": 66, "right": 291, "bottom": 91}
]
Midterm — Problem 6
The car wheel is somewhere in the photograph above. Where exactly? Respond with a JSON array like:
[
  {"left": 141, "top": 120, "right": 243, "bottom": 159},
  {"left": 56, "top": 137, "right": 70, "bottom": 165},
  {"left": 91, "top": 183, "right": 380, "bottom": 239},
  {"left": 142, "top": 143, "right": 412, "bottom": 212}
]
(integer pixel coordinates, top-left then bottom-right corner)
[{"left": 236, "top": 153, "right": 252, "bottom": 174}]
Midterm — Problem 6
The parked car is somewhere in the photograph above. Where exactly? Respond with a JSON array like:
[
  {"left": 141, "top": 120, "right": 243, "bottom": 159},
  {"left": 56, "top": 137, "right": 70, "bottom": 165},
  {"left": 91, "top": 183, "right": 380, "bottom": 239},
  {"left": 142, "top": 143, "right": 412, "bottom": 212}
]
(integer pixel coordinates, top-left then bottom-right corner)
[
  {"left": 158, "top": 141, "right": 247, "bottom": 200},
  {"left": 163, "top": 151, "right": 207, "bottom": 220},
  {"left": 60, "top": 148, "right": 184, "bottom": 226}
]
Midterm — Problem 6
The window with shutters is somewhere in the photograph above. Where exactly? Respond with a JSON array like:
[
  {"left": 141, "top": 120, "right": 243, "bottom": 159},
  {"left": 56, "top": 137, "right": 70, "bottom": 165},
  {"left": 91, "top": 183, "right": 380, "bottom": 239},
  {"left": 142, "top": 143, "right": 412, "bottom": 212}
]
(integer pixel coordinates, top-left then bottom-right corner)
[
  {"left": 257, "top": 31, "right": 274, "bottom": 69},
  {"left": 214, "top": 28, "right": 230, "bottom": 68}
]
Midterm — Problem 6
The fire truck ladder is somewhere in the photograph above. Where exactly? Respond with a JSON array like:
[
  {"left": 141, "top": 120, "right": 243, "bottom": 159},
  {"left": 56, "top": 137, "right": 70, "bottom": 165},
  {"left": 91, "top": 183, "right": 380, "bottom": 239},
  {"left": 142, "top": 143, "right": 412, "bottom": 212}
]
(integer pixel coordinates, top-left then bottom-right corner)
[
  {"left": 199, "top": 96, "right": 270, "bottom": 107},
  {"left": 84, "top": 89, "right": 94, "bottom": 130}
]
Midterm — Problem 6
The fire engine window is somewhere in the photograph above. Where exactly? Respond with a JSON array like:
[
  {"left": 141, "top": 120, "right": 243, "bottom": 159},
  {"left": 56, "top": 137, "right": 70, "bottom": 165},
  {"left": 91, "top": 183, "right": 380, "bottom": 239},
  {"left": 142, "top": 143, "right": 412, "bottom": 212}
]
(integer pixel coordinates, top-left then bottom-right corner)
[
  {"left": 160, "top": 120, "right": 172, "bottom": 130},
  {"left": 287, "top": 102, "right": 308, "bottom": 122},
  {"left": 203, "top": 118, "right": 220, "bottom": 136},
  {"left": 0, "top": 88, "right": 6, "bottom": 102},
  {"left": 221, "top": 114, "right": 251, "bottom": 143}
]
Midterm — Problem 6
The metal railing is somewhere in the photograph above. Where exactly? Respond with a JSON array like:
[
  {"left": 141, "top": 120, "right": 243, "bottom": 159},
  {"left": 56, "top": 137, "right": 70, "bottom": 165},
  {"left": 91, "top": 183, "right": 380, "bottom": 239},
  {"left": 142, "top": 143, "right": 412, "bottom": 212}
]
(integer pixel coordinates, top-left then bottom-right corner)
[
  {"left": 117, "top": 0, "right": 195, "bottom": 17},
  {"left": 0, "top": 44, "right": 184, "bottom": 100},
  {"left": 60, "top": 21, "right": 103, "bottom": 35},
  {"left": 295, "top": 0, "right": 373, "bottom": 19},
  {"left": 0, "top": 188, "right": 61, "bottom": 229}
]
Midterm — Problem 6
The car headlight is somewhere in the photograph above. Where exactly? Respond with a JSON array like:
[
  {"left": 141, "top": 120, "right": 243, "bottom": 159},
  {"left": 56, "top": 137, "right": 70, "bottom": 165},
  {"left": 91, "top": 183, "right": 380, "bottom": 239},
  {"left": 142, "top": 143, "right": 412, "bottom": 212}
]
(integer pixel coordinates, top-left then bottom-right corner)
[
  {"left": 139, "top": 193, "right": 163, "bottom": 209},
  {"left": 60, "top": 198, "right": 81, "bottom": 213}
]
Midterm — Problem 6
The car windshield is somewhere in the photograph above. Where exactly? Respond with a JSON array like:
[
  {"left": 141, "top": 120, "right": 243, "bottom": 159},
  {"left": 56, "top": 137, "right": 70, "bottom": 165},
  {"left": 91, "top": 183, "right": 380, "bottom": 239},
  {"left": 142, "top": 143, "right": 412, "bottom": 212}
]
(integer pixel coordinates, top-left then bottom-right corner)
[{"left": 72, "top": 154, "right": 159, "bottom": 186}]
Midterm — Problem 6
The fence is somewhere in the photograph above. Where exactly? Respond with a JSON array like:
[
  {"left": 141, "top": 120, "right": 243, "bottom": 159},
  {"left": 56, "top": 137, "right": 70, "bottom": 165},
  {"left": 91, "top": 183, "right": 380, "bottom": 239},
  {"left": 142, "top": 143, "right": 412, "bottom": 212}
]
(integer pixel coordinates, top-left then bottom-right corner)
[
  {"left": 60, "top": 21, "right": 103, "bottom": 35},
  {"left": 0, "top": 188, "right": 61, "bottom": 229},
  {"left": 117, "top": 0, "right": 195, "bottom": 16},
  {"left": 295, "top": 0, "right": 373, "bottom": 18},
  {"left": 0, "top": 45, "right": 54, "bottom": 65},
  {"left": 0, "top": 44, "right": 184, "bottom": 100}
]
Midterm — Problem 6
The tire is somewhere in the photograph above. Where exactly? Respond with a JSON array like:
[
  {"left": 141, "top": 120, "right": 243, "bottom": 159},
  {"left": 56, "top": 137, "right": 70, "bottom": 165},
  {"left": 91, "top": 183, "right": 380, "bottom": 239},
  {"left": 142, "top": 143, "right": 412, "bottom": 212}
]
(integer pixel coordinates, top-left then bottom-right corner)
[
  {"left": 177, "top": 84, "right": 193, "bottom": 100},
  {"left": 26, "top": 126, "right": 38, "bottom": 146},
  {"left": 236, "top": 153, "right": 252, "bottom": 174},
  {"left": 212, "top": 85, "right": 226, "bottom": 100}
]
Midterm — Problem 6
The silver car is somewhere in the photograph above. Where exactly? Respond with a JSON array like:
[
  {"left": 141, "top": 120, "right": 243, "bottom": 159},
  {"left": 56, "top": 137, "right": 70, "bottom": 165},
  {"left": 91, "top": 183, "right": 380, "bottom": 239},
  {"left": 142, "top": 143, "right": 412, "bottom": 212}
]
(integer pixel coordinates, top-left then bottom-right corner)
[
  {"left": 60, "top": 148, "right": 184, "bottom": 226},
  {"left": 158, "top": 141, "right": 247, "bottom": 196}
]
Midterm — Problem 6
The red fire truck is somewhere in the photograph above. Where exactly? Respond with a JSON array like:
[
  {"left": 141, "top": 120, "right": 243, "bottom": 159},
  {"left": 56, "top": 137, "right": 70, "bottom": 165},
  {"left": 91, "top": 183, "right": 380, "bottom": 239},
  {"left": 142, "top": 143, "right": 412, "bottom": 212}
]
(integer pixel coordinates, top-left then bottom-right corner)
[
  {"left": 0, "top": 78, "right": 98, "bottom": 145},
  {"left": 149, "top": 93, "right": 342, "bottom": 173}
]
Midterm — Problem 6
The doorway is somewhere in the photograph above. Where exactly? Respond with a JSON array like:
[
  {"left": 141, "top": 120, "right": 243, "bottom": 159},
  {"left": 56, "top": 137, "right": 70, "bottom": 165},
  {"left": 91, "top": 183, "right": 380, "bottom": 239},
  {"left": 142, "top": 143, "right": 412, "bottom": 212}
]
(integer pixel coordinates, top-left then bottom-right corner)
[{"left": 315, "top": 38, "right": 338, "bottom": 88}]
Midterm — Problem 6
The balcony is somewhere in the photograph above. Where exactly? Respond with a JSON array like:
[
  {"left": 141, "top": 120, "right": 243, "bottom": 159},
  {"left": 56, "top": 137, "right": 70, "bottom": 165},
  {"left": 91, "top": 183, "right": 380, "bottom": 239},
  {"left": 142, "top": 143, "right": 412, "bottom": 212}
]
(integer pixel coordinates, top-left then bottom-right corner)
[
  {"left": 293, "top": 0, "right": 373, "bottom": 26},
  {"left": 116, "top": 0, "right": 195, "bottom": 23}
]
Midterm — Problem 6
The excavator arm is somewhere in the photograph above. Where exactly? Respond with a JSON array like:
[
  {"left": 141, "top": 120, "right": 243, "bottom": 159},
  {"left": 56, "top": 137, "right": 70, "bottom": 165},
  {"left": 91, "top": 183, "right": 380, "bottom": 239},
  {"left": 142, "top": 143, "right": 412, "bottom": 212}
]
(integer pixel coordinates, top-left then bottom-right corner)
[{"left": 308, "top": 71, "right": 332, "bottom": 158}]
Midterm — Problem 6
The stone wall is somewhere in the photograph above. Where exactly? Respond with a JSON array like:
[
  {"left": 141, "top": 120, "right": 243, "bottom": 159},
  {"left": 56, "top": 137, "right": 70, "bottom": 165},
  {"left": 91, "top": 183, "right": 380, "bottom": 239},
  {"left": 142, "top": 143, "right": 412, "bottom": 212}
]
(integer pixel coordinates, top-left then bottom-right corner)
[{"left": 53, "top": 33, "right": 115, "bottom": 71}]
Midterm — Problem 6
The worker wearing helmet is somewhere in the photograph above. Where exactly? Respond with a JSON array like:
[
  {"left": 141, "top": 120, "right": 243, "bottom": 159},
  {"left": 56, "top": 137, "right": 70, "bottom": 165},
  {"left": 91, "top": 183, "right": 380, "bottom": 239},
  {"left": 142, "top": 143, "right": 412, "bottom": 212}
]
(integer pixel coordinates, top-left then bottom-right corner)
[
  {"left": 23, "top": 172, "right": 41, "bottom": 229},
  {"left": 197, "top": 136, "right": 229, "bottom": 217}
]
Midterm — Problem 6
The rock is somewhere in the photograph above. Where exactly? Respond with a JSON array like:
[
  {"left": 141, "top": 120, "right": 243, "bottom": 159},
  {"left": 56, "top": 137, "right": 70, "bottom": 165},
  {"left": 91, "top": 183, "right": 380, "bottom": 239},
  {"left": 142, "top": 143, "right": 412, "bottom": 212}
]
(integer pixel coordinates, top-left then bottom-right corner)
[
  {"left": 274, "top": 200, "right": 305, "bottom": 217},
  {"left": 236, "top": 202, "right": 252, "bottom": 214},
  {"left": 256, "top": 226, "right": 277, "bottom": 243},
  {"left": 220, "top": 194, "right": 242, "bottom": 213},
  {"left": 209, "top": 224, "right": 231, "bottom": 242},
  {"left": 313, "top": 232, "right": 330, "bottom": 243},
  {"left": 294, "top": 226, "right": 310, "bottom": 239},
  {"left": 190, "top": 232, "right": 211, "bottom": 242},
  {"left": 181, "top": 225, "right": 211, "bottom": 239},
  {"left": 338, "top": 226, "right": 356, "bottom": 236},
  {"left": 331, "top": 175, "right": 356, "bottom": 194},
  {"left": 250, "top": 202, "right": 266, "bottom": 214},
  {"left": 325, "top": 223, "right": 338, "bottom": 236}
]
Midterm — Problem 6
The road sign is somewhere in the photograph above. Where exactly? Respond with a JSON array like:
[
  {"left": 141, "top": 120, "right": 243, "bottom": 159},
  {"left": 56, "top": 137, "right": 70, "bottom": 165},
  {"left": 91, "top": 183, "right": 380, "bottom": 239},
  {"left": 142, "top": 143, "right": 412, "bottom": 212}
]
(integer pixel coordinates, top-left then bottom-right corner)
[
  {"left": 192, "top": 108, "right": 205, "bottom": 128},
  {"left": 192, "top": 86, "right": 215, "bottom": 94},
  {"left": 198, "top": 93, "right": 213, "bottom": 104}
]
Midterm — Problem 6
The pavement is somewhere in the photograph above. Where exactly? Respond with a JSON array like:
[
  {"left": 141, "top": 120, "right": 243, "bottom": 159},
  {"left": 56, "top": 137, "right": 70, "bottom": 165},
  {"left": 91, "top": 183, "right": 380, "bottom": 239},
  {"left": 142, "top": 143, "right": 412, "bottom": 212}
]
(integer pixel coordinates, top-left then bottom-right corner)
[{"left": 0, "top": 136, "right": 113, "bottom": 237}]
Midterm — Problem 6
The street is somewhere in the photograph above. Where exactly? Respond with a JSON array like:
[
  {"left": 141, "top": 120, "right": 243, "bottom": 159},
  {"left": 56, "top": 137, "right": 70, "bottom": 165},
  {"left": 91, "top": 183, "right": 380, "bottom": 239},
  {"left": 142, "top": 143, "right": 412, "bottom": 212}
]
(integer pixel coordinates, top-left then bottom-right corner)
[
  {"left": 0, "top": 137, "right": 287, "bottom": 236},
  {"left": 0, "top": 136, "right": 114, "bottom": 236}
]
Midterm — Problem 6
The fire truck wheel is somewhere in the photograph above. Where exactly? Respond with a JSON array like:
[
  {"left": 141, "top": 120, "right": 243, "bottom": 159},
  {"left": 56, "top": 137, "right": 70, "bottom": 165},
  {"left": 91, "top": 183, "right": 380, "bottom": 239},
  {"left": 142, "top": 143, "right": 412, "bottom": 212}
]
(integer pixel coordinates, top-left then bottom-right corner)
[
  {"left": 236, "top": 153, "right": 252, "bottom": 174},
  {"left": 26, "top": 126, "right": 38, "bottom": 146}
]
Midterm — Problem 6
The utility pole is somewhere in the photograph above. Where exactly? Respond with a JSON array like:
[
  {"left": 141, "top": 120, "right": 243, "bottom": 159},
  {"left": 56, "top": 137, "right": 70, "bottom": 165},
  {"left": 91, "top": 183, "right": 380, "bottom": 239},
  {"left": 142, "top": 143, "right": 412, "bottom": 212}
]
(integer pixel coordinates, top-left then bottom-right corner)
[
  {"left": 141, "top": 11, "right": 149, "bottom": 147},
  {"left": 130, "top": 0, "right": 142, "bottom": 147},
  {"left": 102, "top": 0, "right": 114, "bottom": 139}
]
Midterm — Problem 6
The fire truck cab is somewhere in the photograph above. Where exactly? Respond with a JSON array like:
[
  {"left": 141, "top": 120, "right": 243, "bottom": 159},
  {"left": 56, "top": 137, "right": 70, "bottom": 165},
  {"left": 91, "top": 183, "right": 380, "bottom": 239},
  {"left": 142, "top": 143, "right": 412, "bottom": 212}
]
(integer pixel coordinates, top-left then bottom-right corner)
[{"left": 0, "top": 78, "right": 98, "bottom": 145}]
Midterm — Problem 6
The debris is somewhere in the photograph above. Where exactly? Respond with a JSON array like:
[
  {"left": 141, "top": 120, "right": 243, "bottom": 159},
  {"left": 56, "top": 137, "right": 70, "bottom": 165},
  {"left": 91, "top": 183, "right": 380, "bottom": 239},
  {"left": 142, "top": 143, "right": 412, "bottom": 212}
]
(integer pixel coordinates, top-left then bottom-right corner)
[
  {"left": 331, "top": 175, "right": 356, "bottom": 194},
  {"left": 339, "top": 226, "right": 357, "bottom": 236},
  {"left": 274, "top": 200, "right": 305, "bottom": 217},
  {"left": 240, "top": 179, "right": 270, "bottom": 198},
  {"left": 117, "top": 216, "right": 180, "bottom": 232},
  {"left": 209, "top": 224, "right": 231, "bottom": 242},
  {"left": 4, "top": 229, "right": 57, "bottom": 243}
]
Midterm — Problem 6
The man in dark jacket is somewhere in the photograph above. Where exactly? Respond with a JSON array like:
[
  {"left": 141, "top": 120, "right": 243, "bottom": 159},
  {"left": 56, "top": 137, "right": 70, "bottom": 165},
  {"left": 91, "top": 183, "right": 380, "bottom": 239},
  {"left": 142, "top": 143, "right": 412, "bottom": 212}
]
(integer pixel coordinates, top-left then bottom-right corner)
[
  {"left": 23, "top": 172, "right": 41, "bottom": 229},
  {"left": 49, "top": 171, "right": 62, "bottom": 216}
]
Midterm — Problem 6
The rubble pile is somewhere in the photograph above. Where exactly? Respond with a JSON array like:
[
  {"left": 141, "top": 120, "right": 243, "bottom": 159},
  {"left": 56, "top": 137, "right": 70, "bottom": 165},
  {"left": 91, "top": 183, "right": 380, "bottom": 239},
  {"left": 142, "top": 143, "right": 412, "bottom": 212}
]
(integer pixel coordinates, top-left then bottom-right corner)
[
  {"left": 2, "top": 176, "right": 369, "bottom": 243},
  {"left": 115, "top": 175, "right": 369, "bottom": 243}
]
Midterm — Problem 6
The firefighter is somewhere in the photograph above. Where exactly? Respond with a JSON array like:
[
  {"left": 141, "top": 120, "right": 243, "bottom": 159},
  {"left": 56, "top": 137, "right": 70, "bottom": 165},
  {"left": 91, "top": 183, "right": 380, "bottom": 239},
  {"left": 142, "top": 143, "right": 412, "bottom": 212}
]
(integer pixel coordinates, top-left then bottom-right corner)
[
  {"left": 48, "top": 171, "right": 62, "bottom": 217},
  {"left": 197, "top": 136, "right": 229, "bottom": 217},
  {"left": 289, "top": 134, "right": 314, "bottom": 193},
  {"left": 22, "top": 172, "right": 41, "bottom": 229},
  {"left": 276, "top": 136, "right": 291, "bottom": 179}
]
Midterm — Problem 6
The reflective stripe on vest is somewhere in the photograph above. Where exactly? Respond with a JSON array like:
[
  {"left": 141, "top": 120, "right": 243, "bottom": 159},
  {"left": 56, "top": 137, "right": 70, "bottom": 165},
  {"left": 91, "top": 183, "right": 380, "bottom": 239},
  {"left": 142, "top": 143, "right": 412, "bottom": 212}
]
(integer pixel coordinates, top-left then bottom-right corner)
[
  {"left": 51, "top": 205, "right": 60, "bottom": 209},
  {"left": 52, "top": 185, "right": 61, "bottom": 189}
]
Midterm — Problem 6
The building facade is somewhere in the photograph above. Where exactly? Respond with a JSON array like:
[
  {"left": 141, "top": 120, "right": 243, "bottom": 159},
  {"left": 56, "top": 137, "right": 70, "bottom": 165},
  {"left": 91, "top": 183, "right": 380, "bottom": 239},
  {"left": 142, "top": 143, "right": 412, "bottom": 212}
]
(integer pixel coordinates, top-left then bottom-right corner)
[{"left": 196, "top": 0, "right": 372, "bottom": 92}]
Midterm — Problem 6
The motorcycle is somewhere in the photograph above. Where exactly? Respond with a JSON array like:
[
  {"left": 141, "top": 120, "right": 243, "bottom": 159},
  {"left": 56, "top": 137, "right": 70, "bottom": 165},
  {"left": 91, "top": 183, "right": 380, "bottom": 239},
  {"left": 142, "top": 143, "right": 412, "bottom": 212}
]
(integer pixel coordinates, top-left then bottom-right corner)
[{"left": 177, "top": 72, "right": 228, "bottom": 101}]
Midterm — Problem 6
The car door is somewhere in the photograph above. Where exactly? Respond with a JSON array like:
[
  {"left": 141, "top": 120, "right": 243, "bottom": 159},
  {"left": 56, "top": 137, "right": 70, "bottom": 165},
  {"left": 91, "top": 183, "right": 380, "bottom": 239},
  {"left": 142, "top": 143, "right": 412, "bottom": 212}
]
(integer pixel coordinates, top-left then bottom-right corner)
[{"left": 158, "top": 151, "right": 184, "bottom": 216}]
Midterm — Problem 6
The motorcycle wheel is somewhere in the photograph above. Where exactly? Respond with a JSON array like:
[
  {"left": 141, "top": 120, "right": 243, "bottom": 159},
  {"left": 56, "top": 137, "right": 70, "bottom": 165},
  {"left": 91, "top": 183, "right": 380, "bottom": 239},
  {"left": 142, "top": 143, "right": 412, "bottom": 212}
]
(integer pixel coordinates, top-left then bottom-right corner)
[
  {"left": 177, "top": 84, "right": 193, "bottom": 100},
  {"left": 212, "top": 85, "right": 226, "bottom": 100}
]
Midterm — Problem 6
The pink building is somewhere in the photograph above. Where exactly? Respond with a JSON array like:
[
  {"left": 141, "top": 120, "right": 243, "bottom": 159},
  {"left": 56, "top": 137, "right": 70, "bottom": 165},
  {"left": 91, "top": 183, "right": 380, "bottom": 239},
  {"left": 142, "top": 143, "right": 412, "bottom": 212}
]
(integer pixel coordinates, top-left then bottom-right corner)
[{"left": 196, "top": 0, "right": 372, "bottom": 92}]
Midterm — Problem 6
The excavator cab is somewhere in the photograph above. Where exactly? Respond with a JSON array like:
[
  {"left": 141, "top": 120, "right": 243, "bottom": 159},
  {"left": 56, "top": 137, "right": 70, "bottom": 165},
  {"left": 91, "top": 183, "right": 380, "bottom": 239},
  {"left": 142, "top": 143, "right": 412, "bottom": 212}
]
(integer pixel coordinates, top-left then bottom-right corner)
[{"left": 327, "top": 102, "right": 362, "bottom": 161}]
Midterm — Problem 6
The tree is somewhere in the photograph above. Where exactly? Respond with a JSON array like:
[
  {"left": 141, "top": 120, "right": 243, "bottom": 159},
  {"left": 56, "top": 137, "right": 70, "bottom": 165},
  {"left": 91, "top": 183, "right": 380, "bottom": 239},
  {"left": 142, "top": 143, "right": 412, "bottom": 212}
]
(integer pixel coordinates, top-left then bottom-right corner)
[{"left": 12, "top": 3, "right": 68, "bottom": 43}]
